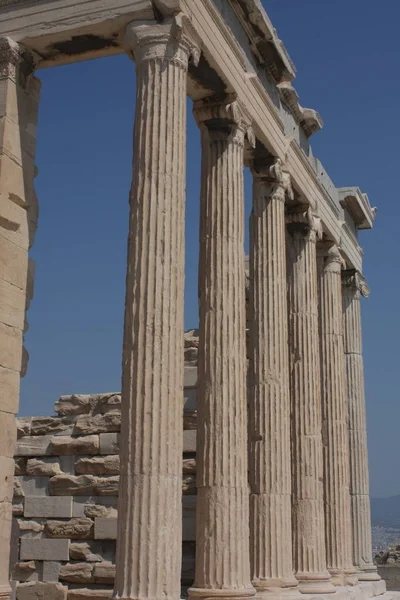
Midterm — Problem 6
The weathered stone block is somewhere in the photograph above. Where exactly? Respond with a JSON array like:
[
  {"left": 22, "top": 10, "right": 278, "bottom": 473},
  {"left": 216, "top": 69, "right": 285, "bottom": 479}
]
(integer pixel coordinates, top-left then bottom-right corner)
[
  {"left": 14, "top": 457, "right": 26, "bottom": 475},
  {"left": 0, "top": 364, "right": 20, "bottom": 414},
  {"left": 59, "top": 562, "right": 94, "bottom": 584},
  {"left": 15, "top": 435, "right": 52, "bottom": 456},
  {"left": 17, "top": 519, "right": 44, "bottom": 536},
  {"left": 95, "top": 476, "right": 119, "bottom": 496},
  {"left": 0, "top": 320, "right": 23, "bottom": 371},
  {"left": 99, "top": 433, "right": 119, "bottom": 455},
  {"left": 49, "top": 474, "right": 96, "bottom": 496},
  {"left": 0, "top": 410, "right": 16, "bottom": 458},
  {"left": 184, "top": 410, "right": 197, "bottom": 430},
  {"left": 16, "top": 581, "right": 67, "bottom": 599},
  {"left": 0, "top": 277, "right": 26, "bottom": 330},
  {"left": 94, "top": 518, "right": 117, "bottom": 540},
  {"left": 45, "top": 517, "right": 94, "bottom": 539},
  {"left": 183, "top": 430, "right": 196, "bottom": 453},
  {"left": 69, "top": 542, "right": 103, "bottom": 563},
  {"left": 54, "top": 395, "right": 92, "bottom": 417},
  {"left": 75, "top": 455, "right": 119, "bottom": 476},
  {"left": 50, "top": 435, "right": 100, "bottom": 456},
  {"left": 16, "top": 418, "right": 32, "bottom": 439},
  {"left": 74, "top": 413, "right": 121, "bottom": 435},
  {"left": 13, "top": 500, "right": 24, "bottom": 516},
  {"left": 0, "top": 456, "right": 15, "bottom": 502},
  {"left": 59, "top": 455, "right": 76, "bottom": 474},
  {"left": 183, "top": 458, "right": 196, "bottom": 474},
  {"left": 0, "top": 232, "right": 28, "bottom": 291},
  {"left": 184, "top": 365, "right": 197, "bottom": 387},
  {"left": 15, "top": 475, "right": 49, "bottom": 497},
  {"left": 24, "top": 496, "right": 73, "bottom": 519},
  {"left": 11, "top": 560, "right": 40, "bottom": 582},
  {"left": 31, "top": 417, "right": 74, "bottom": 436},
  {"left": 67, "top": 589, "right": 112, "bottom": 599},
  {"left": 42, "top": 561, "right": 61, "bottom": 582},
  {"left": 26, "top": 457, "right": 62, "bottom": 477},
  {"left": 20, "top": 538, "right": 70, "bottom": 561},
  {"left": 182, "top": 474, "right": 196, "bottom": 495},
  {"left": 73, "top": 497, "right": 118, "bottom": 519},
  {"left": 93, "top": 562, "right": 115, "bottom": 584}
]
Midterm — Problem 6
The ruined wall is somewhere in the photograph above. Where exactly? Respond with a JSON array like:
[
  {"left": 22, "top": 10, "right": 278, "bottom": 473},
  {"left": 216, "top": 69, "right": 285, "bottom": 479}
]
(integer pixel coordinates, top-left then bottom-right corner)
[{"left": 11, "top": 337, "right": 199, "bottom": 600}]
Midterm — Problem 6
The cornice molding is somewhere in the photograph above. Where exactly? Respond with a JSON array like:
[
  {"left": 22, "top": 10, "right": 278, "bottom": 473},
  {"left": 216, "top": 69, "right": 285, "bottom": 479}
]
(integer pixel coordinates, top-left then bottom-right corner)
[{"left": 277, "top": 81, "right": 323, "bottom": 138}]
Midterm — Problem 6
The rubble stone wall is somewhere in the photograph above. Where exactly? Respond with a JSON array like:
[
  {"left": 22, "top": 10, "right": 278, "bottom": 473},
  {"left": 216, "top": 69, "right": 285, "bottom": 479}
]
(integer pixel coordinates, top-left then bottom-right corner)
[{"left": 11, "top": 355, "right": 199, "bottom": 599}]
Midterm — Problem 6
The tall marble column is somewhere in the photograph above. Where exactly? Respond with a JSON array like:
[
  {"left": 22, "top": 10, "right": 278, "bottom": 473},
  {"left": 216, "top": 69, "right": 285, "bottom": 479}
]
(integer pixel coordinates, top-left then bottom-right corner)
[
  {"left": 114, "top": 19, "right": 198, "bottom": 600},
  {"left": 248, "top": 159, "right": 299, "bottom": 600},
  {"left": 342, "top": 270, "right": 380, "bottom": 581},
  {"left": 318, "top": 245, "right": 357, "bottom": 586},
  {"left": 286, "top": 208, "right": 334, "bottom": 595},
  {"left": 189, "top": 98, "right": 256, "bottom": 600},
  {"left": 0, "top": 39, "right": 40, "bottom": 600}
]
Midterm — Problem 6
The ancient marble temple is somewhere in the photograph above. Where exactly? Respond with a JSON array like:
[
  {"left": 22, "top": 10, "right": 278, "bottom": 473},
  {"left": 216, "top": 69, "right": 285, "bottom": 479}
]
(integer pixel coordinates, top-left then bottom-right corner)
[{"left": 0, "top": 1, "right": 384, "bottom": 600}]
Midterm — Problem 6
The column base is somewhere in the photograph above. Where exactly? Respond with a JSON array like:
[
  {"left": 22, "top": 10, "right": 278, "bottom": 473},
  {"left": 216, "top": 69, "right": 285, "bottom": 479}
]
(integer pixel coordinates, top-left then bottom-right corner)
[
  {"left": 329, "top": 569, "right": 359, "bottom": 587},
  {"left": 296, "top": 573, "right": 336, "bottom": 594},
  {"left": 357, "top": 568, "right": 381, "bottom": 582},
  {"left": 189, "top": 586, "right": 256, "bottom": 600},
  {"left": 0, "top": 584, "right": 12, "bottom": 600}
]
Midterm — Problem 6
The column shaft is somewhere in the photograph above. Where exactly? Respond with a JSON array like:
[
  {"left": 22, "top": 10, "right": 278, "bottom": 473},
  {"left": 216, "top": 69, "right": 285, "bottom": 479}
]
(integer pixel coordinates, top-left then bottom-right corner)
[
  {"left": 248, "top": 164, "right": 298, "bottom": 599},
  {"left": 286, "top": 210, "right": 334, "bottom": 595},
  {"left": 189, "top": 100, "right": 255, "bottom": 600},
  {"left": 0, "top": 39, "right": 39, "bottom": 600},
  {"left": 114, "top": 20, "right": 196, "bottom": 600},
  {"left": 342, "top": 271, "right": 380, "bottom": 581},
  {"left": 318, "top": 247, "right": 357, "bottom": 586}
]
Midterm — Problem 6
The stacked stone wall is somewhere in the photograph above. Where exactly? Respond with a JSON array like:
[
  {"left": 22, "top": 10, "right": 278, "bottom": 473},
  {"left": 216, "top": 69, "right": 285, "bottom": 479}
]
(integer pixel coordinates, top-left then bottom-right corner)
[{"left": 11, "top": 363, "right": 199, "bottom": 599}]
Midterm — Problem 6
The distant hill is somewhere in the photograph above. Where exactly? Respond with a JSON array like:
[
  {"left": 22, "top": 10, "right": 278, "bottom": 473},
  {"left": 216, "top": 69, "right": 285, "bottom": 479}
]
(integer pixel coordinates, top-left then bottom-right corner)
[{"left": 371, "top": 495, "right": 400, "bottom": 528}]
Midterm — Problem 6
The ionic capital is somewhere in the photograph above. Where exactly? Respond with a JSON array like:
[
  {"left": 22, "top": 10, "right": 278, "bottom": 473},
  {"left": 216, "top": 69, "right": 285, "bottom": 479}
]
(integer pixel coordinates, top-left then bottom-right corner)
[
  {"left": 342, "top": 269, "right": 370, "bottom": 299},
  {"left": 194, "top": 95, "right": 255, "bottom": 148},
  {"left": 125, "top": 15, "right": 200, "bottom": 70},
  {"left": 286, "top": 205, "right": 323, "bottom": 243},
  {"left": 0, "top": 37, "right": 36, "bottom": 87},
  {"left": 253, "top": 157, "right": 294, "bottom": 204},
  {"left": 317, "top": 242, "right": 345, "bottom": 274}
]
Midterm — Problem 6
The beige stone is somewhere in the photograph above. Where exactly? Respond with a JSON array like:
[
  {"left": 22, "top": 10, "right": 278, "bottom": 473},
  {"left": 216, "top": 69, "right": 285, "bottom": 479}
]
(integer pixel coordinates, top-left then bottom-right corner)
[
  {"left": 343, "top": 270, "right": 380, "bottom": 581},
  {"left": 59, "top": 563, "right": 93, "bottom": 584},
  {"left": 248, "top": 163, "right": 299, "bottom": 595},
  {"left": 114, "top": 19, "right": 198, "bottom": 600},
  {"left": 0, "top": 365, "right": 20, "bottom": 414},
  {"left": 286, "top": 208, "right": 334, "bottom": 594},
  {"left": 67, "top": 590, "right": 112, "bottom": 599},
  {"left": 74, "top": 413, "right": 120, "bottom": 435},
  {"left": 16, "top": 581, "right": 67, "bottom": 599},
  {"left": 45, "top": 518, "right": 94, "bottom": 539},
  {"left": 17, "top": 519, "right": 44, "bottom": 534},
  {"left": 16, "top": 418, "right": 32, "bottom": 439},
  {"left": 190, "top": 98, "right": 255, "bottom": 600},
  {"left": 94, "top": 518, "right": 117, "bottom": 540},
  {"left": 30, "top": 417, "right": 73, "bottom": 437},
  {"left": 69, "top": 542, "right": 103, "bottom": 563},
  {"left": 20, "top": 538, "right": 70, "bottom": 561},
  {"left": 15, "top": 435, "right": 52, "bottom": 456},
  {"left": 93, "top": 562, "right": 115, "bottom": 584},
  {"left": 75, "top": 456, "right": 119, "bottom": 476},
  {"left": 0, "top": 410, "right": 16, "bottom": 458},
  {"left": 14, "top": 457, "right": 26, "bottom": 475},
  {"left": 50, "top": 435, "right": 100, "bottom": 456},
  {"left": 26, "top": 458, "right": 62, "bottom": 477}
]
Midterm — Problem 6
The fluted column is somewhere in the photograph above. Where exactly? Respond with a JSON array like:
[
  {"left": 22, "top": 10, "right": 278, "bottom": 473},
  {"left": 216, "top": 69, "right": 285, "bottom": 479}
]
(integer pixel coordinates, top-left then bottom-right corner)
[
  {"left": 318, "top": 245, "right": 357, "bottom": 586},
  {"left": 286, "top": 208, "right": 335, "bottom": 595},
  {"left": 342, "top": 270, "right": 380, "bottom": 581},
  {"left": 248, "top": 159, "right": 299, "bottom": 600},
  {"left": 114, "top": 19, "right": 198, "bottom": 600},
  {"left": 0, "top": 39, "right": 40, "bottom": 600},
  {"left": 189, "top": 98, "right": 256, "bottom": 600}
]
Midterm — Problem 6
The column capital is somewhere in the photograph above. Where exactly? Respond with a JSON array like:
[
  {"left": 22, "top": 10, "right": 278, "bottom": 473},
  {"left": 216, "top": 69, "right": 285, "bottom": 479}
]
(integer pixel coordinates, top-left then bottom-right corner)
[
  {"left": 125, "top": 15, "right": 200, "bottom": 69},
  {"left": 317, "top": 242, "right": 345, "bottom": 274},
  {"left": 342, "top": 269, "right": 370, "bottom": 298},
  {"left": 193, "top": 95, "right": 255, "bottom": 148},
  {"left": 252, "top": 157, "right": 294, "bottom": 204},
  {"left": 286, "top": 205, "right": 323, "bottom": 243},
  {"left": 0, "top": 37, "right": 36, "bottom": 87}
]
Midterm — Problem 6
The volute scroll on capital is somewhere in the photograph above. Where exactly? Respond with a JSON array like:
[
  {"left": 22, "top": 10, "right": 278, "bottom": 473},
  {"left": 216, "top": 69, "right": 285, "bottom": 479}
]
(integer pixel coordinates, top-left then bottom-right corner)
[
  {"left": 342, "top": 269, "right": 370, "bottom": 299},
  {"left": 124, "top": 14, "right": 201, "bottom": 70},
  {"left": 253, "top": 157, "right": 294, "bottom": 204},
  {"left": 193, "top": 95, "right": 255, "bottom": 148},
  {"left": 286, "top": 205, "right": 323, "bottom": 243},
  {"left": 318, "top": 242, "right": 346, "bottom": 274}
]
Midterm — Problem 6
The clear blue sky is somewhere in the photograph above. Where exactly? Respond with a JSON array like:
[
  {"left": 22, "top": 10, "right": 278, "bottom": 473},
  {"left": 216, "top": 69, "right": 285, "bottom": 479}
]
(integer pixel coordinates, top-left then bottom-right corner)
[{"left": 20, "top": 0, "right": 400, "bottom": 498}]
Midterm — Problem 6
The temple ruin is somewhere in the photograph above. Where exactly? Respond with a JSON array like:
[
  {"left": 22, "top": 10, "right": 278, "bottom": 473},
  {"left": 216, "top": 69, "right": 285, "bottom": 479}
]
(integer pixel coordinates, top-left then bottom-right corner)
[{"left": 0, "top": 0, "right": 386, "bottom": 599}]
